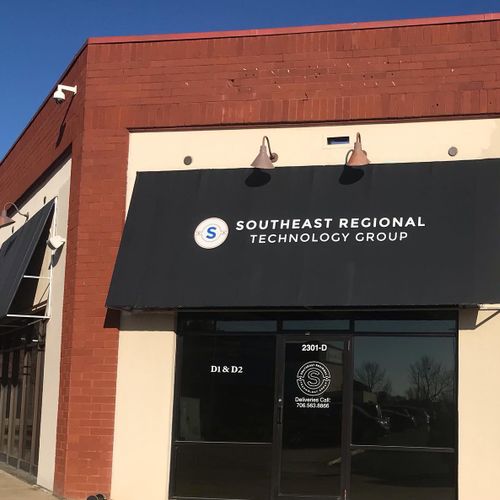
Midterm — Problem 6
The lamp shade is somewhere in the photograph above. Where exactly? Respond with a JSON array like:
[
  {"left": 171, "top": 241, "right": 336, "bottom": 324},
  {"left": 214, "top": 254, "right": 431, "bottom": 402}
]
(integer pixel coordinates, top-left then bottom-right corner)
[
  {"left": 251, "top": 145, "right": 275, "bottom": 169},
  {"left": 251, "top": 136, "right": 278, "bottom": 169},
  {"left": 0, "top": 209, "right": 15, "bottom": 229},
  {"left": 346, "top": 133, "right": 370, "bottom": 167}
]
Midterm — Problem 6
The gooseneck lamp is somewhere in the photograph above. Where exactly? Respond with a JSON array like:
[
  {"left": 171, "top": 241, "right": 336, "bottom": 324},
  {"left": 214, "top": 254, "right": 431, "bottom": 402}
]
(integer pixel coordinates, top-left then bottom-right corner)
[
  {"left": 346, "top": 133, "right": 370, "bottom": 167},
  {"left": 251, "top": 136, "right": 279, "bottom": 169},
  {"left": 0, "top": 203, "right": 29, "bottom": 229}
]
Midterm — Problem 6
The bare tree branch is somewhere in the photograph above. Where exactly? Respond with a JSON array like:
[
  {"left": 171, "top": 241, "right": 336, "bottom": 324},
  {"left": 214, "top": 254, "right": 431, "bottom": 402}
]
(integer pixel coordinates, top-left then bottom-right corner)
[
  {"left": 355, "top": 361, "right": 392, "bottom": 394},
  {"left": 407, "top": 356, "right": 453, "bottom": 402}
]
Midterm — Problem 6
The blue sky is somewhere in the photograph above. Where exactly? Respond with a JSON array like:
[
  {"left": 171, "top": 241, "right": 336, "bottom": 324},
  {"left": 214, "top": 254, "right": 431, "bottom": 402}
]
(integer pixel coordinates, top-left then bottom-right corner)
[{"left": 0, "top": 0, "right": 498, "bottom": 159}]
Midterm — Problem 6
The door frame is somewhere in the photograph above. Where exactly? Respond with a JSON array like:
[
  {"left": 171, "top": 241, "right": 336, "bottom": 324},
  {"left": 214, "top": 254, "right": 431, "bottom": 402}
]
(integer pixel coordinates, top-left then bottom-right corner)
[{"left": 271, "top": 331, "right": 353, "bottom": 500}]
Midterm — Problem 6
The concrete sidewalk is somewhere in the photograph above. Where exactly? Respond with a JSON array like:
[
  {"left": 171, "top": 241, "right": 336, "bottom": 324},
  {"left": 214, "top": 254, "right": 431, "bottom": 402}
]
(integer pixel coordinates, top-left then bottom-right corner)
[{"left": 0, "top": 469, "right": 58, "bottom": 500}]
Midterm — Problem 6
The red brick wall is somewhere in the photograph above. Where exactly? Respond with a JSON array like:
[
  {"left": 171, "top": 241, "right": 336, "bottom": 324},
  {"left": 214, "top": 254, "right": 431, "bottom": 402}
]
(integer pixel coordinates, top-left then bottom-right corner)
[
  {"left": 52, "top": 127, "right": 128, "bottom": 498},
  {"left": 84, "top": 18, "right": 500, "bottom": 131},
  {"left": 0, "top": 16, "right": 499, "bottom": 500}
]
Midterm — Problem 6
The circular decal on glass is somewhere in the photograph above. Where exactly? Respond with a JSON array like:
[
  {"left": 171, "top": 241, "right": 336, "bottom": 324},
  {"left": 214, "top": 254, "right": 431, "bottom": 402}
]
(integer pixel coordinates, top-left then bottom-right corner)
[
  {"left": 296, "top": 361, "right": 331, "bottom": 396},
  {"left": 194, "top": 217, "right": 229, "bottom": 249}
]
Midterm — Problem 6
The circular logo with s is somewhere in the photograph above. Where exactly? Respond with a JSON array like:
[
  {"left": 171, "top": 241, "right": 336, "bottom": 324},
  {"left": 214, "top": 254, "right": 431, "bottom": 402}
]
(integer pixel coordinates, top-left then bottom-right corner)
[
  {"left": 194, "top": 217, "right": 229, "bottom": 249},
  {"left": 296, "top": 361, "right": 331, "bottom": 396}
]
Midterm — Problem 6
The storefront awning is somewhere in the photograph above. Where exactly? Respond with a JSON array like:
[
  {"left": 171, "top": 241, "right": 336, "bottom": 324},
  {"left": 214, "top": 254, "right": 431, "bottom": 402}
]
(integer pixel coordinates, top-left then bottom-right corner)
[
  {"left": 0, "top": 200, "right": 55, "bottom": 320},
  {"left": 107, "top": 159, "right": 500, "bottom": 310}
]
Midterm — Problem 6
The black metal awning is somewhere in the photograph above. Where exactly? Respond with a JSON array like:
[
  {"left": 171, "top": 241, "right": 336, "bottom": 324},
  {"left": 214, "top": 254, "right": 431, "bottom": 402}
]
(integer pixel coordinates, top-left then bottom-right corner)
[{"left": 0, "top": 200, "right": 55, "bottom": 323}]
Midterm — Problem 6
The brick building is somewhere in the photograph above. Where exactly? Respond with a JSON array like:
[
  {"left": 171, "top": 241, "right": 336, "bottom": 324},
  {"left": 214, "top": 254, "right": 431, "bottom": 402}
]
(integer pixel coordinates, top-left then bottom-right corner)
[{"left": 0, "top": 12, "right": 499, "bottom": 500}]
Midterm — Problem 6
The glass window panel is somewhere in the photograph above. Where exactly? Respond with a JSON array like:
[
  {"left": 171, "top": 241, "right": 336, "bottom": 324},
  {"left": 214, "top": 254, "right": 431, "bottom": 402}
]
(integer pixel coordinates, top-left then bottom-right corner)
[
  {"left": 353, "top": 336, "right": 456, "bottom": 448},
  {"left": 173, "top": 443, "right": 272, "bottom": 499},
  {"left": 350, "top": 450, "right": 456, "bottom": 500},
  {"left": 22, "top": 350, "right": 35, "bottom": 463},
  {"left": 355, "top": 320, "right": 456, "bottom": 333},
  {"left": 181, "top": 319, "right": 216, "bottom": 332},
  {"left": 178, "top": 335, "right": 275, "bottom": 443},
  {"left": 216, "top": 320, "right": 277, "bottom": 332},
  {"left": 282, "top": 319, "right": 350, "bottom": 331}
]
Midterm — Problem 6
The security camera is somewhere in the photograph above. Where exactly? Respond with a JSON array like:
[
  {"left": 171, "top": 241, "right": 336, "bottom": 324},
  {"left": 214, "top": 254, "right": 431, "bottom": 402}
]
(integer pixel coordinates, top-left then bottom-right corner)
[
  {"left": 47, "top": 235, "right": 66, "bottom": 250},
  {"left": 53, "top": 84, "right": 77, "bottom": 104},
  {"left": 53, "top": 88, "right": 66, "bottom": 104}
]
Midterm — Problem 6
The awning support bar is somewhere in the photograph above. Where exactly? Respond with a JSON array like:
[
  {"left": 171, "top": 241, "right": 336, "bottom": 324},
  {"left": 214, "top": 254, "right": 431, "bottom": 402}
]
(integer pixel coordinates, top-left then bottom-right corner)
[{"left": 6, "top": 314, "right": 50, "bottom": 319}]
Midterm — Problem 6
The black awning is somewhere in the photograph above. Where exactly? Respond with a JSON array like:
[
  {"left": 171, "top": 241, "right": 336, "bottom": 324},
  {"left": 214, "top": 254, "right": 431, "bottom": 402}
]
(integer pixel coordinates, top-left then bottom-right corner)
[
  {"left": 0, "top": 200, "right": 55, "bottom": 319},
  {"left": 107, "top": 159, "right": 500, "bottom": 310}
]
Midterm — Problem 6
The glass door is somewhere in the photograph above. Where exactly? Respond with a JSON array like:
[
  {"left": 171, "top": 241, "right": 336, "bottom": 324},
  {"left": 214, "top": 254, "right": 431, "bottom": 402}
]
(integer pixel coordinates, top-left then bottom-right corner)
[{"left": 276, "top": 336, "right": 349, "bottom": 500}]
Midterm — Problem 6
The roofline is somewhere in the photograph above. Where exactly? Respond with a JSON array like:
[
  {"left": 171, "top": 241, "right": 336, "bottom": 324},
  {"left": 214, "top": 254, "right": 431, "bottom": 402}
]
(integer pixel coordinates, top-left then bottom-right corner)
[
  {"left": 2, "top": 12, "right": 499, "bottom": 166},
  {"left": 0, "top": 41, "right": 88, "bottom": 166},
  {"left": 88, "top": 12, "right": 500, "bottom": 45}
]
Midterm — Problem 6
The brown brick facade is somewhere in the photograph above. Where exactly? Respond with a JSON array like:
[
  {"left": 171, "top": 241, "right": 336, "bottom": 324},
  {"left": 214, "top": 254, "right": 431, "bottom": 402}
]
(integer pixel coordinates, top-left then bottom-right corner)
[{"left": 0, "top": 14, "right": 499, "bottom": 499}]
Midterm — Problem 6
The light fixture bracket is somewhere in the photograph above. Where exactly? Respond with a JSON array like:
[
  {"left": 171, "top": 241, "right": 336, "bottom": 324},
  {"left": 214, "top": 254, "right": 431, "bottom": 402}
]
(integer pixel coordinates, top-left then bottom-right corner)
[{"left": 0, "top": 202, "right": 29, "bottom": 229}]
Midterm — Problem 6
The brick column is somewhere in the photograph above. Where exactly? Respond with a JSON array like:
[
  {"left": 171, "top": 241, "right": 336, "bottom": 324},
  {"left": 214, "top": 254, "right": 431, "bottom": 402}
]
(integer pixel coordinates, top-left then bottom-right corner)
[{"left": 53, "top": 129, "right": 128, "bottom": 499}]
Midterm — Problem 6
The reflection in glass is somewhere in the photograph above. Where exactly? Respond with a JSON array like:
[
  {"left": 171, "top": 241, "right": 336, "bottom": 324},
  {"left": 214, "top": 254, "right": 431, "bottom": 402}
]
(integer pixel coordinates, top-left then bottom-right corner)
[
  {"left": 216, "top": 320, "right": 277, "bottom": 332},
  {"left": 181, "top": 318, "right": 278, "bottom": 333},
  {"left": 355, "top": 319, "right": 456, "bottom": 333},
  {"left": 178, "top": 335, "right": 275, "bottom": 442},
  {"left": 282, "top": 319, "right": 350, "bottom": 331},
  {"left": 353, "top": 336, "right": 456, "bottom": 448},
  {"left": 181, "top": 318, "right": 216, "bottom": 332},
  {"left": 173, "top": 443, "right": 272, "bottom": 499},
  {"left": 0, "top": 330, "right": 44, "bottom": 476},
  {"left": 350, "top": 450, "right": 456, "bottom": 500},
  {"left": 280, "top": 340, "right": 344, "bottom": 496}
]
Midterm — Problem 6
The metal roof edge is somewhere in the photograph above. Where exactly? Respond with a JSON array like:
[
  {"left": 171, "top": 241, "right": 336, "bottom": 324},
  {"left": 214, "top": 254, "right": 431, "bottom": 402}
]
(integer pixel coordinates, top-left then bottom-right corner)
[{"left": 88, "top": 12, "right": 500, "bottom": 45}]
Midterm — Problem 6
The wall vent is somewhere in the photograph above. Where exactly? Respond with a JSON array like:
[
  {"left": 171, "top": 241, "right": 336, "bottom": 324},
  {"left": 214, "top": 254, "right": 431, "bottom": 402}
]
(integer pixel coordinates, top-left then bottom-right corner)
[{"left": 327, "top": 136, "right": 350, "bottom": 145}]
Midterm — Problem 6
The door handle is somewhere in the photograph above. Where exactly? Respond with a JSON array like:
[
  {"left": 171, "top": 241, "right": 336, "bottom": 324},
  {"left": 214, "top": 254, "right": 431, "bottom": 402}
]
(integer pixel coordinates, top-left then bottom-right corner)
[{"left": 277, "top": 397, "right": 284, "bottom": 424}]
